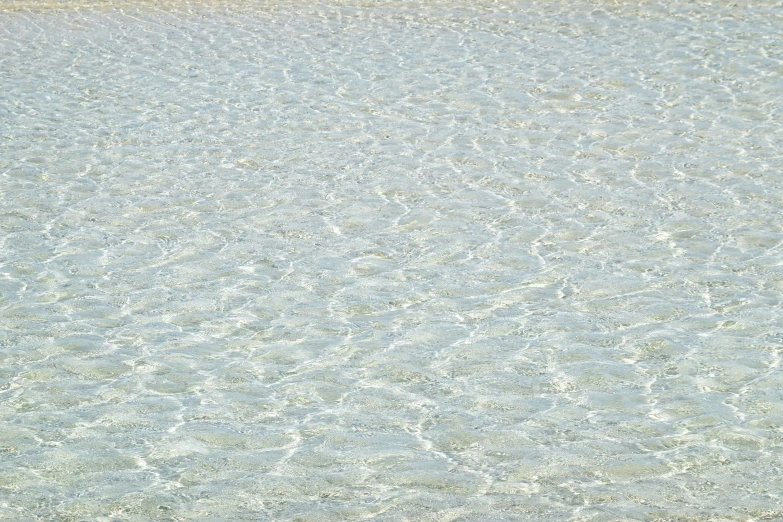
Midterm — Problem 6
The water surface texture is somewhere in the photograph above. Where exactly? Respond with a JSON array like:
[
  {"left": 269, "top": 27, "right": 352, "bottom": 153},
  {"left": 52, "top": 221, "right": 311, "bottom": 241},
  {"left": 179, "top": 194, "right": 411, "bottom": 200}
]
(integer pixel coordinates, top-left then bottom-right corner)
[{"left": 1, "top": 0, "right": 783, "bottom": 519}]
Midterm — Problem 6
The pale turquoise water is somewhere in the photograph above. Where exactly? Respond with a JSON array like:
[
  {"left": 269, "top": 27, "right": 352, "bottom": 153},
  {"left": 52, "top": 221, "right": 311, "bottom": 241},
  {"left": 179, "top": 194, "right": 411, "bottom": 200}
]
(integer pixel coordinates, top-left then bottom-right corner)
[{"left": 1, "top": 1, "right": 782, "bottom": 520}]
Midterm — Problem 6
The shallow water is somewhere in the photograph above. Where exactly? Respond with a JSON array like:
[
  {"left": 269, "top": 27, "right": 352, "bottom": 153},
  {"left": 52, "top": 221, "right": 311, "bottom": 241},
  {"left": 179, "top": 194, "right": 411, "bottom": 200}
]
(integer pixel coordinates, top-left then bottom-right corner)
[{"left": 1, "top": 0, "right": 782, "bottom": 520}]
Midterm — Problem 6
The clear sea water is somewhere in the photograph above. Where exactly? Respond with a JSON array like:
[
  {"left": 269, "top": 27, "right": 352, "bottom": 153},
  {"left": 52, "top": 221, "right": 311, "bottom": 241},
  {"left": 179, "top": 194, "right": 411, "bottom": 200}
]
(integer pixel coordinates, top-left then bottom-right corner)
[{"left": 1, "top": 1, "right": 782, "bottom": 520}]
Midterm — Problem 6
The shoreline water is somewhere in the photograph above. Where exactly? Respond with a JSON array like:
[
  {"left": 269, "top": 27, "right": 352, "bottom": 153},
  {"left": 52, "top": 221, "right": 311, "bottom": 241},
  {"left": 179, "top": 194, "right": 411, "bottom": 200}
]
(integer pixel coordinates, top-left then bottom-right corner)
[{"left": 1, "top": 0, "right": 782, "bottom": 519}]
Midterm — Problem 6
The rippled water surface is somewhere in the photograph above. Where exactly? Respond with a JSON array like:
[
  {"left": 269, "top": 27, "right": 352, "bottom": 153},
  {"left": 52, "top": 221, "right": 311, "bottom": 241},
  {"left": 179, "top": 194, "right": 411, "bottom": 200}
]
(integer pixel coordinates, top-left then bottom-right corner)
[{"left": 1, "top": 0, "right": 783, "bottom": 519}]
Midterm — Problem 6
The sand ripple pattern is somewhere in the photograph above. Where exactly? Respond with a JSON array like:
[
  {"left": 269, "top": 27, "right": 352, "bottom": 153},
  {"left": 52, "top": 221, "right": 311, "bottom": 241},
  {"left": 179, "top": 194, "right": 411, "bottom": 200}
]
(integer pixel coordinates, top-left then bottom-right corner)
[{"left": 1, "top": 1, "right": 782, "bottom": 519}]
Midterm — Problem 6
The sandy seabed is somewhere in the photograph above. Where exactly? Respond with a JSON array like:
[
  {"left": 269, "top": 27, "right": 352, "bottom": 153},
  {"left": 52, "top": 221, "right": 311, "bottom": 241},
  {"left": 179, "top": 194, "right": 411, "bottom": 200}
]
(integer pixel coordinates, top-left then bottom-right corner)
[{"left": 1, "top": 0, "right": 782, "bottom": 520}]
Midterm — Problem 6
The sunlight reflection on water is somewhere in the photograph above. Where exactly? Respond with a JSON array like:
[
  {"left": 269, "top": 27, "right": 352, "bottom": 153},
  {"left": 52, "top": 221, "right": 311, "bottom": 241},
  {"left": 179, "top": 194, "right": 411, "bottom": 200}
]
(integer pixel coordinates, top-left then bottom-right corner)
[{"left": 1, "top": 0, "right": 782, "bottom": 519}]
